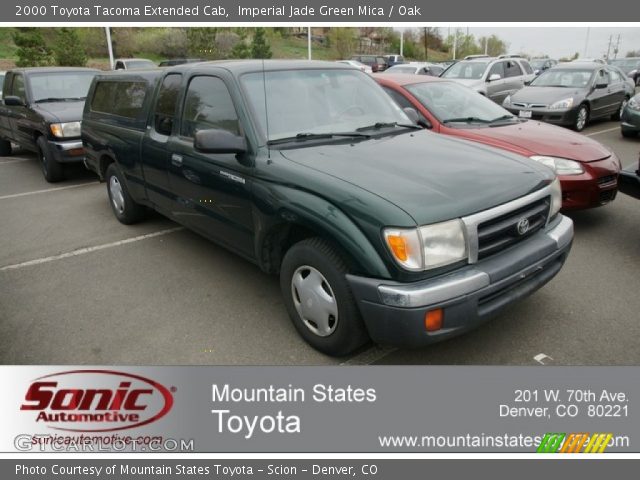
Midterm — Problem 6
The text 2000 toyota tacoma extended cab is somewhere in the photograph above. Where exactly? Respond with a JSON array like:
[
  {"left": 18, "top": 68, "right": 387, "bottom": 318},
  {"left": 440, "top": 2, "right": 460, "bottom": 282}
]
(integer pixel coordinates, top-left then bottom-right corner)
[{"left": 82, "top": 61, "right": 574, "bottom": 356}]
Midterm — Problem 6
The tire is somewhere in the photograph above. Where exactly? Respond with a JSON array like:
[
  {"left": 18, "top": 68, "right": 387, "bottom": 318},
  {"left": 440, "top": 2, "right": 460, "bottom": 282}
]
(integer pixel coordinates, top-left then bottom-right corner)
[
  {"left": 280, "top": 237, "right": 369, "bottom": 356},
  {"left": 573, "top": 104, "right": 589, "bottom": 132},
  {"left": 105, "top": 162, "right": 145, "bottom": 224},
  {"left": 621, "top": 128, "right": 637, "bottom": 138},
  {"left": 37, "top": 136, "right": 64, "bottom": 183},
  {"left": 0, "top": 139, "right": 11, "bottom": 156},
  {"left": 612, "top": 97, "right": 629, "bottom": 121}
]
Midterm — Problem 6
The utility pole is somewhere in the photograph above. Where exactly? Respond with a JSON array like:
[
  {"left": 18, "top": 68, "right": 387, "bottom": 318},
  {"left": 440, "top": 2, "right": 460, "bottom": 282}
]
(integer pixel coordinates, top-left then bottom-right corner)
[
  {"left": 453, "top": 29, "right": 458, "bottom": 60},
  {"left": 613, "top": 34, "right": 621, "bottom": 59},
  {"left": 423, "top": 27, "right": 428, "bottom": 61},
  {"left": 307, "top": 26, "right": 311, "bottom": 60},
  {"left": 400, "top": 28, "right": 404, "bottom": 56},
  {"left": 484, "top": 37, "right": 488, "bottom": 55},
  {"left": 583, "top": 27, "right": 590, "bottom": 57},
  {"left": 606, "top": 35, "right": 612, "bottom": 61},
  {"left": 105, "top": 27, "right": 114, "bottom": 70}
]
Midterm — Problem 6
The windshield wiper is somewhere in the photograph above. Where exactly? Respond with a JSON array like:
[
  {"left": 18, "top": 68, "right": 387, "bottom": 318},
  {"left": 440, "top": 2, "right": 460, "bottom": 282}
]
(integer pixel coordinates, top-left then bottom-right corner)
[
  {"left": 34, "top": 96, "right": 86, "bottom": 103},
  {"left": 442, "top": 117, "right": 492, "bottom": 124},
  {"left": 267, "top": 131, "right": 371, "bottom": 145},
  {"left": 489, "top": 114, "right": 518, "bottom": 125},
  {"left": 356, "top": 122, "right": 421, "bottom": 131}
]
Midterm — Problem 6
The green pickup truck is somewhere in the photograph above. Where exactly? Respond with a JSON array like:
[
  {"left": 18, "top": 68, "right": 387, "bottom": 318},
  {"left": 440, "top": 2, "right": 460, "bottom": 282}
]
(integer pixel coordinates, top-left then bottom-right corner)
[{"left": 82, "top": 60, "right": 573, "bottom": 356}]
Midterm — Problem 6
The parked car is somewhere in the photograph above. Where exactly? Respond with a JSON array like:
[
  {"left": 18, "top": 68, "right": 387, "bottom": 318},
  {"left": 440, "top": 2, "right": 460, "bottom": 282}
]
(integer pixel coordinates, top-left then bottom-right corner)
[
  {"left": 441, "top": 56, "right": 534, "bottom": 104},
  {"left": 503, "top": 62, "right": 632, "bottom": 131},
  {"left": 377, "top": 74, "right": 621, "bottom": 210},
  {"left": 608, "top": 65, "right": 637, "bottom": 93},
  {"left": 618, "top": 154, "right": 640, "bottom": 199},
  {"left": 609, "top": 57, "right": 640, "bottom": 86},
  {"left": 385, "top": 54, "right": 405, "bottom": 67},
  {"left": 350, "top": 54, "right": 387, "bottom": 72},
  {"left": 530, "top": 58, "right": 558, "bottom": 75},
  {"left": 336, "top": 60, "right": 373, "bottom": 74},
  {"left": 114, "top": 58, "right": 156, "bottom": 70},
  {"left": 621, "top": 92, "right": 640, "bottom": 138},
  {"left": 82, "top": 60, "right": 573, "bottom": 356},
  {"left": 572, "top": 58, "right": 606, "bottom": 64},
  {"left": 382, "top": 63, "right": 444, "bottom": 76},
  {"left": 159, "top": 59, "right": 203, "bottom": 67},
  {"left": 0, "top": 67, "right": 98, "bottom": 181}
]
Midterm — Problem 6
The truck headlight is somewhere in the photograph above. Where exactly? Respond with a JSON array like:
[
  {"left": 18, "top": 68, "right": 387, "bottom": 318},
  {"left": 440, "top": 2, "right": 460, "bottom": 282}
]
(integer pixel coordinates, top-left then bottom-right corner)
[
  {"left": 549, "top": 98, "right": 574, "bottom": 110},
  {"left": 384, "top": 219, "right": 467, "bottom": 271},
  {"left": 549, "top": 177, "right": 562, "bottom": 219},
  {"left": 530, "top": 155, "right": 584, "bottom": 176},
  {"left": 50, "top": 121, "right": 82, "bottom": 138}
]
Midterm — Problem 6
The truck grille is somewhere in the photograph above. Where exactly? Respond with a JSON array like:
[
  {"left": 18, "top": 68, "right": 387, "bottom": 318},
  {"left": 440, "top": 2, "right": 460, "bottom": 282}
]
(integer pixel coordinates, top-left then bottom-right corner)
[{"left": 476, "top": 198, "right": 550, "bottom": 260}]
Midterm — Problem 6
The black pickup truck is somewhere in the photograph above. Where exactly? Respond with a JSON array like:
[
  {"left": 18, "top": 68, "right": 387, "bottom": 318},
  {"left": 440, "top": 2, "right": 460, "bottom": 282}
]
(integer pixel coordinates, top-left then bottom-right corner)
[
  {"left": 82, "top": 60, "right": 574, "bottom": 356},
  {"left": 0, "top": 67, "right": 98, "bottom": 182}
]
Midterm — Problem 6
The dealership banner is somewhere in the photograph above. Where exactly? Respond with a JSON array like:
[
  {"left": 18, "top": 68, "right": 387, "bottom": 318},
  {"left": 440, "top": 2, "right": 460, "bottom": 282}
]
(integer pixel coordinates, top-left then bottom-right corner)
[
  {"left": 1, "top": 366, "right": 637, "bottom": 453},
  {"left": 2, "top": 0, "right": 635, "bottom": 23}
]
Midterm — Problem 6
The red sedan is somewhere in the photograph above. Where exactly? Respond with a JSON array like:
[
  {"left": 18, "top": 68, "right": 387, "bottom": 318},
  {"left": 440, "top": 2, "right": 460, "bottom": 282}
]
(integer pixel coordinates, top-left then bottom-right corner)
[{"left": 376, "top": 74, "right": 621, "bottom": 210}]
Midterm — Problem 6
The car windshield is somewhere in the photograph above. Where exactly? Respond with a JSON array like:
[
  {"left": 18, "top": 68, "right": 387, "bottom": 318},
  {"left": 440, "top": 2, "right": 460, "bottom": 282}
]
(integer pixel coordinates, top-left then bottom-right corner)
[
  {"left": 386, "top": 66, "right": 418, "bottom": 74},
  {"left": 406, "top": 81, "right": 516, "bottom": 126},
  {"left": 126, "top": 60, "right": 156, "bottom": 69},
  {"left": 241, "top": 69, "right": 410, "bottom": 142},
  {"left": 530, "top": 69, "right": 593, "bottom": 88},
  {"left": 441, "top": 60, "right": 490, "bottom": 80},
  {"left": 28, "top": 72, "right": 97, "bottom": 102}
]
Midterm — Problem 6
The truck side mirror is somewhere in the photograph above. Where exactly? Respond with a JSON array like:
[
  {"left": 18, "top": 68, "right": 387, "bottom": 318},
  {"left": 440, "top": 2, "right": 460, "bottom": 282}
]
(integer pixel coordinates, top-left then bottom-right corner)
[
  {"left": 194, "top": 128, "right": 247, "bottom": 154},
  {"left": 4, "top": 96, "right": 26, "bottom": 107}
]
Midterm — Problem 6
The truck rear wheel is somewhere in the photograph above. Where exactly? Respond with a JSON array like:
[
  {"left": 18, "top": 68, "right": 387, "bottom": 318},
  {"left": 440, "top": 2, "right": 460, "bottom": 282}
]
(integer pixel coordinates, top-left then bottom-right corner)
[
  {"left": 105, "top": 163, "right": 145, "bottom": 224},
  {"left": 37, "top": 136, "right": 64, "bottom": 182},
  {"left": 280, "top": 237, "right": 369, "bottom": 356},
  {"left": 0, "top": 139, "right": 11, "bottom": 156}
]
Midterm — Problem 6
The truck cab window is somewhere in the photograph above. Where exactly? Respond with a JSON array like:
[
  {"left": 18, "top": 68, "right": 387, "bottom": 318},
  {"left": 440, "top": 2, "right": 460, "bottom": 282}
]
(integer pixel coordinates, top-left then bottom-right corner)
[
  {"left": 181, "top": 76, "right": 240, "bottom": 138},
  {"left": 154, "top": 74, "right": 182, "bottom": 136}
]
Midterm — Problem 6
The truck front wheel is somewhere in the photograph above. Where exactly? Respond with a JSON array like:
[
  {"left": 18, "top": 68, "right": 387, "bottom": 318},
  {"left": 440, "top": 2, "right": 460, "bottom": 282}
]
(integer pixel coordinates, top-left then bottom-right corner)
[
  {"left": 280, "top": 237, "right": 369, "bottom": 356},
  {"left": 37, "top": 136, "right": 63, "bottom": 182},
  {"left": 105, "top": 163, "right": 145, "bottom": 224}
]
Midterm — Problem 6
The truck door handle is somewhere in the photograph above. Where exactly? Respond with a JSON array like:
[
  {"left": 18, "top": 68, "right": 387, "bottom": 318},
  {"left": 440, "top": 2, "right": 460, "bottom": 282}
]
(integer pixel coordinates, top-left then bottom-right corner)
[{"left": 171, "top": 154, "right": 183, "bottom": 166}]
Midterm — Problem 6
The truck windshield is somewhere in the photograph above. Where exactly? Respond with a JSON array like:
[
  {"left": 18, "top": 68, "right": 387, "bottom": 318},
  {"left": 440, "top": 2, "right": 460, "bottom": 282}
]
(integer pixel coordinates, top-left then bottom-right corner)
[
  {"left": 29, "top": 72, "right": 97, "bottom": 103},
  {"left": 241, "top": 69, "right": 410, "bottom": 142}
]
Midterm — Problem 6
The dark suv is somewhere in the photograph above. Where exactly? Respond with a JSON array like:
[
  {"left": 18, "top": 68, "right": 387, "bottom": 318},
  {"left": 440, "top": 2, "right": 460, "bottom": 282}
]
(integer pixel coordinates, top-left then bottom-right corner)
[
  {"left": 351, "top": 55, "right": 388, "bottom": 72},
  {"left": 82, "top": 61, "right": 573, "bottom": 356},
  {"left": 0, "top": 67, "right": 98, "bottom": 181}
]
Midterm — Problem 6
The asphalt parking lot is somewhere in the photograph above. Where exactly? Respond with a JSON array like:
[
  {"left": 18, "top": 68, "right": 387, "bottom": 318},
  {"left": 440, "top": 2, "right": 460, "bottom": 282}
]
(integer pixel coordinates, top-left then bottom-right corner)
[{"left": 1, "top": 119, "right": 639, "bottom": 366}]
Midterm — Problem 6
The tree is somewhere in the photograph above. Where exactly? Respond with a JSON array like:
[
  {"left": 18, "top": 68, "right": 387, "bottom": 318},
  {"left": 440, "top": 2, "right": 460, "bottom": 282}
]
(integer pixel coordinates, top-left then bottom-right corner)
[
  {"left": 328, "top": 28, "right": 357, "bottom": 59},
  {"left": 54, "top": 28, "right": 87, "bottom": 67},
  {"left": 251, "top": 27, "right": 272, "bottom": 59},
  {"left": 230, "top": 29, "right": 251, "bottom": 59},
  {"left": 13, "top": 28, "right": 53, "bottom": 67},
  {"left": 627, "top": 50, "right": 640, "bottom": 58},
  {"left": 477, "top": 35, "right": 508, "bottom": 57},
  {"left": 187, "top": 27, "right": 218, "bottom": 59}
]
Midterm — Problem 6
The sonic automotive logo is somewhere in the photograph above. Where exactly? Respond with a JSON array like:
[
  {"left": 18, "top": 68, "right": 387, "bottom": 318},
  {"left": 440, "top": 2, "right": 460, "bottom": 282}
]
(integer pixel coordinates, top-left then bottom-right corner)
[{"left": 20, "top": 370, "right": 174, "bottom": 432}]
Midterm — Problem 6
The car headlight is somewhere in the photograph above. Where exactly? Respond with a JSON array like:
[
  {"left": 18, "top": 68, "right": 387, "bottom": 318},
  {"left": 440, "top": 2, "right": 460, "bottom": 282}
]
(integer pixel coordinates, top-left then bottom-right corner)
[
  {"left": 384, "top": 219, "right": 467, "bottom": 271},
  {"left": 530, "top": 155, "right": 584, "bottom": 176},
  {"left": 549, "top": 177, "right": 562, "bottom": 219},
  {"left": 627, "top": 97, "right": 640, "bottom": 111},
  {"left": 503, "top": 95, "right": 511, "bottom": 106},
  {"left": 549, "top": 98, "right": 574, "bottom": 110},
  {"left": 50, "top": 122, "right": 81, "bottom": 138}
]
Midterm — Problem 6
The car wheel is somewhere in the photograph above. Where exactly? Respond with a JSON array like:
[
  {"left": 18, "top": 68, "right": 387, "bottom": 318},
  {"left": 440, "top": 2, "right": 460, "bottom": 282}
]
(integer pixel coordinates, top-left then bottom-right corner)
[
  {"left": 37, "top": 136, "right": 64, "bottom": 183},
  {"left": 612, "top": 97, "right": 629, "bottom": 121},
  {"left": 621, "top": 127, "right": 637, "bottom": 138},
  {"left": 280, "top": 237, "right": 369, "bottom": 356},
  {"left": 0, "top": 139, "right": 11, "bottom": 156},
  {"left": 105, "top": 163, "right": 145, "bottom": 224},
  {"left": 574, "top": 105, "right": 589, "bottom": 132}
]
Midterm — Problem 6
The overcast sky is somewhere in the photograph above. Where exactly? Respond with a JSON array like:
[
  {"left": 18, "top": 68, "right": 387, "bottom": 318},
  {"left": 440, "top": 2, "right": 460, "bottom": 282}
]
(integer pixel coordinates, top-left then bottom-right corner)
[{"left": 437, "top": 27, "right": 640, "bottom": 59}]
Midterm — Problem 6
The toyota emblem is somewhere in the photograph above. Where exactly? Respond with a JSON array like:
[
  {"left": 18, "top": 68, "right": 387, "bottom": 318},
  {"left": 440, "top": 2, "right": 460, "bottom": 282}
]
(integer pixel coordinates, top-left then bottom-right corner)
[{"left": 516, "top": 217, "right": 530, "bottom": 236}]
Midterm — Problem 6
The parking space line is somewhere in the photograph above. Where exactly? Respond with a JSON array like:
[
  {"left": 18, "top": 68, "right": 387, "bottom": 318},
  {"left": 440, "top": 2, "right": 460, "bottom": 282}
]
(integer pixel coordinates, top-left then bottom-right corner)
[
  {"left": 0, "top": 227, "right": 185, "bottom": 272},
  {"left": 340, "top": 346, "right": 397, "bottom": 366},
  {"left": 0, "top": 158, "right": 30, "bottom": 165},
  {"left": 0, "top": 182, "right": 97, "bottom": 201},
  {"left": 585, "top": 127, "right": 620, "bottom": 137}
]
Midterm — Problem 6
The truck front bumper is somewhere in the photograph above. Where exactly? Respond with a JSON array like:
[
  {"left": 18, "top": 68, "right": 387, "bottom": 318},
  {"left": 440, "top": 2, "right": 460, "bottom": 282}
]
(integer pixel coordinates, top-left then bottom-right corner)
[
  {"left": 47, "top": 139, "right": 85, "bottom": 164},
  {"left": 347, "top": 215, "right": 573, "bottom": 348}
]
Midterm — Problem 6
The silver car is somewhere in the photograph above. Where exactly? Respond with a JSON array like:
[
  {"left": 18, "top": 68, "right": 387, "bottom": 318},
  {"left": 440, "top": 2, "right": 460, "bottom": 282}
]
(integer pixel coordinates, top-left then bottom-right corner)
[{"left": 441, "top": 56, "right": 535, "bottom": 104}]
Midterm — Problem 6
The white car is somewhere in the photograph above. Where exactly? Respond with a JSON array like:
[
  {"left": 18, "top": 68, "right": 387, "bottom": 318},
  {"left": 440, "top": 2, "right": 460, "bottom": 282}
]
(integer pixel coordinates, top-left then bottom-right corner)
[
  {"left": 336, "top": 60, "right": 373, "bottom": 74},
  {"left": 113, "top": 58, "right": 156, "bottom": 70},
  {"left": 382, "top": 63, "right": 445, "bottom": 77}
]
